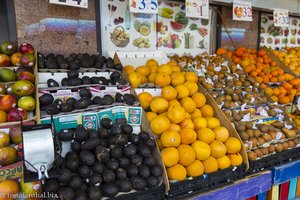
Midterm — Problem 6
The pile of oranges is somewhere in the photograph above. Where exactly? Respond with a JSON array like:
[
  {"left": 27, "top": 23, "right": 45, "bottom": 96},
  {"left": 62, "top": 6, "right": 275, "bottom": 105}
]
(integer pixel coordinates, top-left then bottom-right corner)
[
  {"left": 273, "top": 47, "right": 300, "bottom": 76},
  {"left": 126, "top": 59, "right": 243, "bottom": 181}
]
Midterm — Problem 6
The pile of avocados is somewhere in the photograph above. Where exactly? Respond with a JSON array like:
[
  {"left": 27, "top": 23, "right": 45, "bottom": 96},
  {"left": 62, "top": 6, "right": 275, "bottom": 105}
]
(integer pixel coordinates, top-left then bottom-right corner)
[
  {"left": 46, "top": 70, "right": 127, "bottom": 88},
  {"left": 38, "top": 52, "right": 123, "bottom": 71},
  {"left": 43, "top": 119, "right": 163, "bottom": 200},
  {"left": 39, "top": 88, "right": 136, "bottom": 115}
]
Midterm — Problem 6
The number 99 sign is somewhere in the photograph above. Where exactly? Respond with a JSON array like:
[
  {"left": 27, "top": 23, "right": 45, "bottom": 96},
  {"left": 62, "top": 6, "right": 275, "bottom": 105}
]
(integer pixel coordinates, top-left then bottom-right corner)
[{"left": 130, "top": 0, "right": 158, "bottom": 14}]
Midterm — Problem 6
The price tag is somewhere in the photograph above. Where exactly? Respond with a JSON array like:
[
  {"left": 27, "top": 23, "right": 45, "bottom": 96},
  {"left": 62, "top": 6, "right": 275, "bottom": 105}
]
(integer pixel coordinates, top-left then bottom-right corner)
[
  {"left": 186, "top": 0, "right": 209, "bottom": 19},
  {"left": 129, "top": 0, "right": 158, "bottom": 14},
  {"left": 49, "top": 0, "right": 88, "bottom": 8},
  {"left": 274, "top": 9, "right": 289, "bottom": 27},
  {"left": 233, "top": 0, "right": 252, "bottom": 21},
  {"left": 0, "top": 161, "right": 23, "bottom": 181}
]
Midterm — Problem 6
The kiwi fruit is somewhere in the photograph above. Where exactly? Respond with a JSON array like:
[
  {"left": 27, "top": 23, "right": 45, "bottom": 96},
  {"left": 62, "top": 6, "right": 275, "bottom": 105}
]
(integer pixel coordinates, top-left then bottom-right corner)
[
  {"left": 257, "top": 124, "right": 270, "bottom": 133},
  {"left": 250, "top": 138, "right": 257, "bottom": 148},
  {"left": 261, "top": 147, "right": 269, "bottom": 155},
  {"left": 245, "top": 122, "right": 253, "bottom": 129},
  {"left": 282, "top": 142, "right": 289, "bottom": 150},
  {"left": 254, "top": 149, "right": 263, "bottom": 158},
  {"left": 239, "top": 131, "right": 249, "bottom": 141},
  {"left": 268, "top": 144, "right": 276, "bottom": 153},
  {"left": 257, "top": 137, "right": 265, "bottom": 146},
  {"left": 254, "top": 130, "right": 261, "bottom": 138},
  {"left": 288, "top": 140, "right": 296, "bottom": 148},
  {"left": 275, "top": 143, "right": 284, "bottom": 152},
  {"left": 262, "top": 134, "right": 272, "bottom": 142},
  {"left": 246, "top": 129, "right": 254, "bottom": 138},
  {"left": 271, "top": 121, "right": 284, "bottom": 129},
  {"left": 282, "top": 128, "right": 297, "bottom": 138}
]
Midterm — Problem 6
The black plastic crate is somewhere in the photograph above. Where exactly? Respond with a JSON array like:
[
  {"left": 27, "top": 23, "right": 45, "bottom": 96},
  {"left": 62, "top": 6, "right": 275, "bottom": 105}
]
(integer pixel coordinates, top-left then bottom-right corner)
[
  {"left": 247, "top": 146, "right": 300, "bottom": 175},
  {"left": 113, "top": 184, "right": 165, "bottom": 200},
  {"left": 166, "top": 163, "right": 246, "bottom": 200}
]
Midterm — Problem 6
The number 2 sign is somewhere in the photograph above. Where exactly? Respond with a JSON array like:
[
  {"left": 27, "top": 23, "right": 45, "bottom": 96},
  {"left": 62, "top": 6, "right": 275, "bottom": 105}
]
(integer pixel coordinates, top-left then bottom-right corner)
[{"left": 130, "top": 0, "right": 158, "bottom": 14}]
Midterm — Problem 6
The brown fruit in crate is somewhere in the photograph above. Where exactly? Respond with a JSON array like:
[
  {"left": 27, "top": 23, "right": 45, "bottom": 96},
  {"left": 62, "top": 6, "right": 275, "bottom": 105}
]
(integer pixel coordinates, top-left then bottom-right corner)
[
  {"left": 224, "top": 88, "right": 234, "bottom": 95},
  {"left": 235, "top": 89, "right": 242, "bottom": 95},
  {"left": 243, "top": 81, "right": 251, "bottom": 88},
  {"left": 215, "top": 97, "right": 223, "bottom": 105},
  {"left": 232, "top": 111, "right": 241, "bottom": 121},
  {"left": 282, "top": 142, "right": 289, "bottom": 150},
  {"left": 232, "top": 94, "right": 239, "bottom": 102},
  {"left": 215, "top": 83, "right": 223, "bottom": 89},
  {"left": 235, "top": 80, "right": 243, "bottom": 87},
  {"left": 223, "top": 101, "right": 232, "bottom": 109},
  {"left": 262, "top": 134, "right": 272, "bottom": 142},
  {"left": 281, "top": 133, "right": 286, "bottom": 139},
  {"left": 276, "top": 143, "right": 284, "bottom": 152},
  {"left": 261, "top": 147, "right": 269, "bottom": 155},
  {"left": 271, "top": 121, "right": 284, "bottom": 129},
  {"left": 257, "top": 137, "right": 266, "bottom": 146},
  {"left": 248, "top": 151, "right": 258, "bottom": 161},
  {"left": 245, "top": 122, "right": 253, "bottom": 129},
  {"left": 202, "top": 82, "right": 214, "bottom": 90},
  {"left": 228, "top": 116, "right": 234, "bottom": 122},
  {"left": 268, "top": 110, "right": 277, "bottom": 117},
  {"left": 245, "top": 93, "right": 252, "bottom": 100},
  {"left": 254, "top": 149, "right": 263, "bottom": 158},
  {"left": 282, "top": 128, "right": 297, "bottom": 138},
  {"left": 294, "top": 137, "right": 300, "bottom": 144},
  {"left": 246, "top": 129, "right": 254, "bottom": 138},
  {"left": 268, "top": 144, "right": 276, "bottom": 153},
  {"left": 243, "top": 141, "right": 250, "bottom": 151},
  {"left": 269, "top": 131, "right": 276, "bottom": 140},
  {"left": 198, "top": 76, "right": 205, "bottom": 83},
  {"left": 254, "top": 130, "right": 261, "bottom": 138},
  {"left": 239, "top": 131, "right": 249, "bottom": 141},
  {"left": 257, "top": 124, "right": 270, "bottom": 133},
  {"left": 288, "top": 140, "right": 296, "bottom": 148},
  {"left": 250, "top": 138, "right": 257, "bottom": 148},
  {"left": 235, "top": 123, "right": 246, "bottom": 132},
  {"left": 225, "top": 95, "right": 232, "bottom": 101}
]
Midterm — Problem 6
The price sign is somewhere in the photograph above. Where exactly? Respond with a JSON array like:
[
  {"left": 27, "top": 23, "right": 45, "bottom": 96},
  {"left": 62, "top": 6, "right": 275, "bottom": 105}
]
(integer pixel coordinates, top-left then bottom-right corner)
[
  {"left": 0, "top": 161, "right": 23, "bottom": 181},
  {"left": 129, "top": 0, "right": 158, "bottom": 14},
  {"left": 186, "top": 0, "right": 209, "bottom": 19},
  {"left": 49, "top": 0, "right": 88, "bottom": 8},
  {"left": 233, "top": 0, "right": 252, "bottom": 21},
  {"left": 274, "top": 9, "right": 289, "bottom": 27}
]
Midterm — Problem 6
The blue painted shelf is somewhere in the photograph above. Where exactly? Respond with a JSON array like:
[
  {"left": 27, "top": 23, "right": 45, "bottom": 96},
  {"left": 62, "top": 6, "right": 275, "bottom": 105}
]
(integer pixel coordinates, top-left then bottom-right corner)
[{"left": 272, "top": 159, "right": 300, "bottom": 185}]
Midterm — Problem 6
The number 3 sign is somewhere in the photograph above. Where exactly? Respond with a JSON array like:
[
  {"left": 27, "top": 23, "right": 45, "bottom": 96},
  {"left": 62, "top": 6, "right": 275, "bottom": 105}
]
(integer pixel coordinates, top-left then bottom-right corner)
[{"left": 130, "top": 0, "right": 158, "bottom": 14}]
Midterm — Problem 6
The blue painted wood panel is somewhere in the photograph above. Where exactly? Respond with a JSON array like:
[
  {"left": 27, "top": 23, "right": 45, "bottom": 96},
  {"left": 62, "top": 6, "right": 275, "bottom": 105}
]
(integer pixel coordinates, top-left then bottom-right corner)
[
  {"left": 273, "top": 160, "right": 300, "bottom": 185},
  {"left": 288, "top": 178, "right": 297, "bottom": 200}
]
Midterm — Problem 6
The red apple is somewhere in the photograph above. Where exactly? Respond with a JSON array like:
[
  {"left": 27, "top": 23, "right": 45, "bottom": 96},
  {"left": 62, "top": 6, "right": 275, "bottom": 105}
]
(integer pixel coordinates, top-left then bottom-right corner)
[
  {"left": 0, "top": 54, "right": 11, "bottom": 67},
  {"left": 7, "top": 108, "right": 27, "bottom": 122},
  {"left": 0, "top": 95, "right": 17, "bottom": 112},
  {"left": 17, "top": 71, "right": 35, "bottom": 83},
  {"left": 19, "top": 42, "right": 35, "bottom": 54}
]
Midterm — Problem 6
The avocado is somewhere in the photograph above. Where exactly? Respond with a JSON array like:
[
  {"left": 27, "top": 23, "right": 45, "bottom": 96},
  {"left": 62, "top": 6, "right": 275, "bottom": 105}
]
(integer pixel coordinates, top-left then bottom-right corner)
[
  {"left": 110, "top": 145, "right": 122, "bottom": 159},
  {"left": 129, "top": 134, "right": 140, "bottom": 144},
  {"left": 100, "top": 118, "right": 112, "bottom": 129},
  {"left": 99, "top": 139, "right": 108, "bottom": 147},
  {"left": 123, "top": 144, "right": 137, "bottom": 157},
  {"left": 116, "top": 168, "right": 127, "bottom": 180},
  {"left": 131, "top": 154, "right": 143, "bottom": 166},
  {"left": 59, "top": 61, "right": 69, "bottom": 70},
  {"left": 151, "top": 164, "right": 163, "bottom": 176},
  {"left": 106, "top": 57, "right": 114, "bottom": 68},
  {"left": 46, "top": 104, "right": 60, "bottom": 115},
  {"left": 110, "top": 71, "right": 121, "bottom": 80},
  {"left": 146, "top": 138, "right": 156, "bottom": 149},
  {"left": 87, "top": 173, "right": 102, "bottom": 186},
  {"left": 74, "top": 125, "right": 89, "bottom": 142},
  {"left": 67, "top": 70, "right": 79, "bottom": 79},
  {"left": 102, "top": 169, "right": 116, "bottom": 183},
  {"left": 114, "top": 77, "right": 126, "bottom": 85},
  {"left": 143, "top": 156, "right": 155, "bottom": 167},
  {"left": 88, "top": 129, "right": 99, "bottom": 138},
  {"left": 91, "top": 161, "right": 104, "bottom": 174},
  {"left": 71, "top": 140, "right": 81, "bottom": 152},
  {"left": 138, "top": 164, "right": 150, "bottom": 179},
  {"left": 46, "top": 53, "right": 55, "bottom": 60},
  {"left": 92, "top": 77, "right": 109, "bottom": 85},
  {"left": 65, "top": 152, "right": 80, "bottom": 171},
  {"left": 106, "top": 158, "right": 119, "bottom": 171},
  {"left": 58, "top": 187, "right": 75, "bottom": 200},
  {"left": 74, "top": 98, "right": 90, "bottom": 110},
  {"left": 81, "top": 182, "right": 88, "bottom": 192},
  {"left": 58, "top": 168, "right": 72, "bottom": 183},
  {"left": 74, "top": 190, "right": 88, "bottom": 200},
  {"left": 69, "top": 53, "right": 77, "bottom": 60},
  {"left": 58, "top": 129, "right": 74, "bottom": 141},
  {"left": 100, "top": 95, "right": 114, "bottom": 105},
  {"left": 89, "top": 55, "right": 97, "bottom": 67},
  {"left": 82, "top": 76, "right": 92, "bottom": 85},
  {"left": 55, "top": 154, "right": 65, "bottom": 168},
  {"left": 61, "top": 78, "right": 69, "bottom": 86},
  {"left": 37, "top": 52, "right": 45, "bottom": 69},
  {"left": 127, "top": 165, "right": 138, "bottom": 177},
  {"left": 77, "top": 53, "right": 83, "bottom": 61},
  {"left": 60, "top": 103, "right": 74, "bottom": 113},
  {"left": 79, "top": 150, "right": 95, "bottom": 166},
  {"left": 78, "top": 165, "right": 90, "bottom": 179},
  {"left": 95, "top": 61, "right": 104, "bottom": 69},
  {"left": 67, "top": 78, "right": 82, "bottom": 86},
  {"left": 69, "top": 175, "right": 82, "bottom": 189},
  {"left": 113, "top": 134, "right": 128, "bottom": 146},
  {"left": 95, "top": 145, "right": 110, "bottom": 162},
  {"left": 96, "top": 55, "right": 107, "bottom": 64},
  {"left": 56, "top": 54, "right": 64, "bottom": 61},
  {"left": 118, "top": 157, "right": 130, "bottom": 168},
  {"left": 45, "top": 60, "right": 58, "bottom": 69},
  {"left": 110, "top": 124, "right": 122, "bottom": 136},
  {"left": 114, "top": 63, "right": 123, "bottom": 71},
  {"left": 79, "top": 88, "right": 92, "bottom": 98},
  {"left": 116, "top": 179, "right": 132, "bottom": 192},
  {"left": 87, "top": 186, "right": 102, "bottom": 200},
  {"left": 98, "top": 128, "right": 109, "bottom": 139},
  {"left": 44, "top": 179, "right": 59, "bottom": 193},
  {"left": 139, "top": 131, "right": 150, "bottom": 141},
  {"left": 131, "top": 176, "right": 147, "bottom": 190},
  {"left": 39, "top": 93, "right": 54, "bottom": 106},
  {"left": 92, "top": 96, "right": 102, "bottom": 105},
  {"left": 53, "top": 99, "right": 63, "bottom": 106},
  {"left": 121, "top": 124, "right": 133, "bottom": 135},
  {"left": 81, "top": 138, "right": 100, "bottom": 150},
  {"left": 69, "top": 60, "right": 80, "bottom": 70},
  {"left": 124, "top": 94, "right": 135, "bottom": 105},
  {"left": 138, "top": 144, "right": 151, "bottom": 157},
  {"left": 66, "top": 97, "right": 77, "bottom": 104},
  {"left": 147, "top": 176, "right": 159, "bottom": 188},
  {"left": 47, "top": 79, "right": 59, "bottom": 88},
  {"left": 115, "top": 93, "right": 124, "bottom": 103},
  {"left": 102, "top": 183, "right": 119, "bottom": 198}
]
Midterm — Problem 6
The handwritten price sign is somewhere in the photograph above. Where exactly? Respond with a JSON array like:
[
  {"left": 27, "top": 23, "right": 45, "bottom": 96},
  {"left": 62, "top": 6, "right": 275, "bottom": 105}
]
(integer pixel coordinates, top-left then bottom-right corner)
[
  {"left": 274, "top": 9, "right": 289, "bottom": 27},
  {"left": 49, "top": 0, "right": 88, "bottom": 8},
  {"left": 0, "top": 161, "right": 23, "bottom": 181},
  {"left": 233, "top": 0, "right": 252, "bottom": 21},
  {"left": 129, "top": 0, "right": 158, "bottom": 14},
  {"left": 186, "top": 0, "right": 209, "bottom": 19}
]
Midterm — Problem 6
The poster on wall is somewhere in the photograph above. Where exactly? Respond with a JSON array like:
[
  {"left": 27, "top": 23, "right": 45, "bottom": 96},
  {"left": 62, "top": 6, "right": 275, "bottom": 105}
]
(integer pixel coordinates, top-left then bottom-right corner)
[
  {"left": 101, "top": 0, "right": 157, "bottom": 56},
  {"left": 129, "top": 0, "right": 158, "bottom": 14},
  {"left": 185, "top": 0, "right": 209, "bottom": 19},
  {"left": 157, "top": 1, "right": 210, "bottom": 56},
  {"left": 232, "top": 0, "right": 252, "bottom": 21},
  {"left": 274, "top": 9, "right": 289, "bottom": 27}
]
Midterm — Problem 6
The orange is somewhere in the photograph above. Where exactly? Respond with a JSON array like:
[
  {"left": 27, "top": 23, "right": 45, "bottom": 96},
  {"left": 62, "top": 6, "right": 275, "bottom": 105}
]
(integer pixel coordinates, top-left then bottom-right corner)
[
  {"left": 200, "top": 105, "right": 214, "bottom": 117},
  {"left": 193, "top": 117, "right": 207, "bottom": 131},
  {"left": 179, "top": 129, "right": 197, "bottom": 144},
  {"left": 186, "top": 160, "right": 204, "bottom": 177},
  {"left": 146, "top": 112, "right": 157, "bottom": 122},
  {"left": 161, "top": 147, "right": 179, "bottom": 167},
  {"left": 170, "top": 72, "right": 185, "bottom": 86},
  {"left": 148, "top": 73, "right": 157, "bottom": 83},
  {"left": 161, "top": 86, "right": 177, "bottom": 101},
  {"left": 197, "top": 128, "right": 215, "bottom": 144},
  {"left": 167, "top": 164, "right": 187, "bottom": 181},
  {"left": 123, "top": 65, "right": 135, "bottom": 74},
  {"left": 180, "top": 118, "right": 194, "bottom": 129},
  {"left": 191, "top": 109, "right": 202, "bottom": 119},
  {"left": 155, "top": 73, "right": 171, "bottom": 87},
  {"left": 129, "top": 72, "right": 142, "bottom": 88},
  {"left": 150, "top": 97, "right": 169, "bottom": 114},
  {"left": 180, "top": 97, "right": 196, "bottom": 113},
  {"left": 214, "top": 126, "right": 229, "bottom": 142},
  {"left": 161, "top": 130, "right": 181, "bottom": 147},
  {"left": 168, "top": 99, "right": 181, "bottom": 107},
  {"left": 140, "top": 75, "right": 148, "bottom": 84},
  {"left": 192, "top": 140, "right": 211, "bottom": 160},
  {"left": 264, "top": 87, "right": 273, "bottom": 96},
  {"left": 225, "top": 137, "right": 241, "bottom": 153},
  {"left": 169, "top": 124, "right": 181, "bottom": 132},
  {"left": 227, "top": 153, "right": 243, "bottom": 166},
  {"left": 202, "top": 156, "right": 218, "bottom": 173},
  {"left": 283, "top": 82, "right": 293, "bottom": 90},
  {"left": 217, "top": 155, "right": 231, "bottom": 169},
  {"left": 167, "top": 105, "right": 186, "bottom": 124},
  {"left": 176, "top": 84, "right": 190, "bottom": 99},
  {"left": 156, "top": 138, "right": 164, "bottom": 150},
  {"left": 0, "top": 110, "right": 7, "bottom": 123},
  {"left": 138, "top": 92, "right": 153, "bottom": 110},
  {"left": 185, "top": 72, "right": 198, "bottom": 82},
  {"left": 177, "top": 144, "right": 196, "bottom": 166},
  {"left": 146, "top": 59, "right": 159, "bottom": 72},
  {"left": 172, "top": 65, "right": 181, "bottom": 72},
  {"left": 158, "top": 64, "right": 173, "bottom": 75},
  {"left": 184, "top": 81, "right": 198, "bottom": 96},
  {"left": 136, "top": 65, "right": 150, "bottom": 76},
  {"left": 279, "top": 96, "right": 290, "bottom": 104},
  {"left": 217, "top": 48, "right": 227, "bottom": 55},
  {"left": 150, "top": 115, "right": 170, "bottom": 135},
  {"left": 0, "top": 180, "right": 20, "bottom": 200},
  {"left": 206, "top": 117, "right": 221, "bottom": 129},
  {"left": 185, "top": 113, "right": 191, "bottom": 119},
  {"left": 210, "top": 140, "right": 227, "bottom": 158}
]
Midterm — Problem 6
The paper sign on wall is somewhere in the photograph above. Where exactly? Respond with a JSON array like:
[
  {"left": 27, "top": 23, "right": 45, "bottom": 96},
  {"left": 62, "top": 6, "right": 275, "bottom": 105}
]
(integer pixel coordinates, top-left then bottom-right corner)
[
  {"left": 186, "top": 0, "right": 209, "bottom": 19},
  {"left": 274, "top": 9, "right": 289, "bottom": 27},
  {"left": 232, "top": 0, "right": 252, "bottom": 21},
  {"left": 129, "top": 0, "right": 158, "bottom": 14},
  {"left": 49, "top": 0, "right": 88, "bottom": 8}
]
